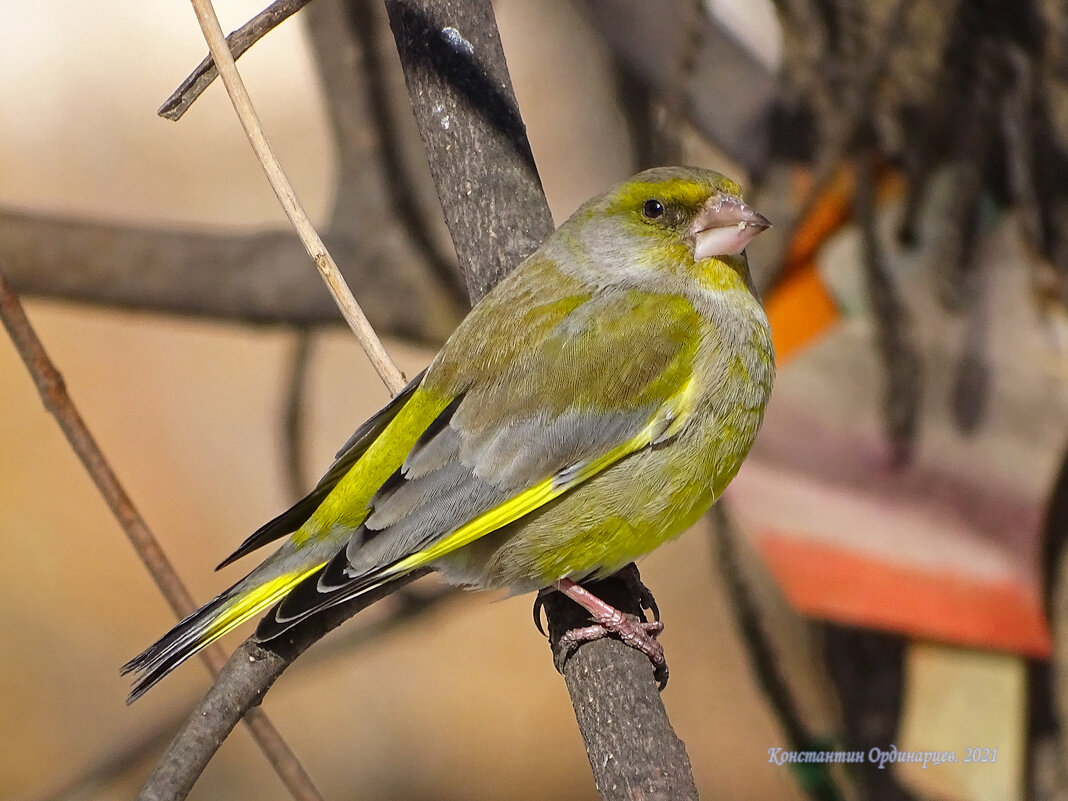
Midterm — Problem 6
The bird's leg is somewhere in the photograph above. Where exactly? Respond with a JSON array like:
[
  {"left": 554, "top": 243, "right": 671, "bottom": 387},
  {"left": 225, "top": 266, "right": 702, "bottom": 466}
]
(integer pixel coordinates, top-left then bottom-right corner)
[{"left": 552, "top": 577, "right": 668, "bottom": 688}]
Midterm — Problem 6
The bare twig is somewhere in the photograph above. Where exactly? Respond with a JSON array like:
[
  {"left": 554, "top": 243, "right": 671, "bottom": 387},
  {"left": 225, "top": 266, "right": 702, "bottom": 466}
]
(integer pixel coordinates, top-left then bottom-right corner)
[
  {"left": 0, "top": 267, "right": 323, "bottom": 801},
  {"left": 1002, "top": 45, "right": 1043, "bottom": 254},
  {"left": 160, "top": 0, "right": 313, "bottom": 120},
  {"left": 188, "top": 0, "right": 405, "bottom": 394}
]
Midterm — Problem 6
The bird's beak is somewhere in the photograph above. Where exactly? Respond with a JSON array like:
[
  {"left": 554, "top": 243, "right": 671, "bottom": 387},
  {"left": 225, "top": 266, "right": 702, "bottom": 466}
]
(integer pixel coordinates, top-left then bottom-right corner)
[{"left": 690, "top": 193, "right": 771, "bottom": 259}]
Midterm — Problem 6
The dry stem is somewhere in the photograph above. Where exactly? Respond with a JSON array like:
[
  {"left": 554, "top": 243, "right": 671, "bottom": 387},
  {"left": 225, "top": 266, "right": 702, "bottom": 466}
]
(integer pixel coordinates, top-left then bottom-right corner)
[{"left": 187, "top": 0, "right": 405, "bottom": 394}]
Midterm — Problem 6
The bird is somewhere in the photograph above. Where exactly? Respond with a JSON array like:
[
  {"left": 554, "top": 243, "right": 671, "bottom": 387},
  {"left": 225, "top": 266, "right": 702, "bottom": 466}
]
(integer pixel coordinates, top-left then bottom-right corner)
[{"left": 122, "top": 166, "right": 775, "bottom": 701}]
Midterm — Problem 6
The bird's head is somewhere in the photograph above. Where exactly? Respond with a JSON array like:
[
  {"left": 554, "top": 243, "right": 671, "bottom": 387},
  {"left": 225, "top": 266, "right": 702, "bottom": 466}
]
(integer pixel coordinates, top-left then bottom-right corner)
[{"left": 561, "top": 166, "right": 770, "bottom": 296}]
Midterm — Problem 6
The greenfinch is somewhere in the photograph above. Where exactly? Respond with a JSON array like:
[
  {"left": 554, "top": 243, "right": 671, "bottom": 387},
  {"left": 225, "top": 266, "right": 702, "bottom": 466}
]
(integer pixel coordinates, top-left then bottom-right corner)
[{"left": 123, "top": 166, "right": 774, "bottom": 701}]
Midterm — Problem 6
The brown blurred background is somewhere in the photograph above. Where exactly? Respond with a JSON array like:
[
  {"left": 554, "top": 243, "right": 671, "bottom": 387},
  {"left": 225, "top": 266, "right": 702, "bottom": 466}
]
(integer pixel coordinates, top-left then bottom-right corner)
[{"left": 3, "top": 1, "right": 1067, "bottom": 800}]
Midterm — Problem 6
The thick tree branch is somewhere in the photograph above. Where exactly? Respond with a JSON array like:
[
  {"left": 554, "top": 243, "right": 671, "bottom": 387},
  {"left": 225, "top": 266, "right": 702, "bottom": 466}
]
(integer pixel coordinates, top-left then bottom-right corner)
[
  {"left": 381, "top": 0, "right": 551, "bottom": 301},
  {"left": 306, "top": 0, "right": 467, "bottom": 304},
  {"left": 543, "top": 580, "right": 700, "bottom": 801},
  {"left": 0, "top": 208, "right": 462, "bottom": 344},
  {"left": 383, "top": 1, "right": 696, "bottom": 797}
]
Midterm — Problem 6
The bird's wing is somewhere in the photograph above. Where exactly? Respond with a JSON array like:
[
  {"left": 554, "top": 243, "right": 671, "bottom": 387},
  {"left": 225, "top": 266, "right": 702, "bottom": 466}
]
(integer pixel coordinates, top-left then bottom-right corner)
[
  {"left": 257, "top": 282, "right": 704, "bottom": 638},
  {"left": 215, "top": 370, "right": 426, "bottom": 569}
]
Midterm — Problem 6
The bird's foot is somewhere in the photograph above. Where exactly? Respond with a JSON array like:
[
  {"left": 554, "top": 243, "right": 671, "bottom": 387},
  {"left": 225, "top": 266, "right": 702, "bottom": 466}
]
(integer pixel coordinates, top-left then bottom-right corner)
[
  {"left": 614, "top": 562, "right": 660, "bottom": 624},
  {"left": 533, "top": 564, "right": 660, "bottom": 632},
  {"left": 542, "top": 576, "right": 668, "bottom": 689}
]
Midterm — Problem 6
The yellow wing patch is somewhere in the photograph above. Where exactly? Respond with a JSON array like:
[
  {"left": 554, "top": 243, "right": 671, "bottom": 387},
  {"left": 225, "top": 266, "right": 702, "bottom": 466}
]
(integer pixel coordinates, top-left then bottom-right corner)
[{"left": 295, "top": 387, "right": 456, "bottom": 543}]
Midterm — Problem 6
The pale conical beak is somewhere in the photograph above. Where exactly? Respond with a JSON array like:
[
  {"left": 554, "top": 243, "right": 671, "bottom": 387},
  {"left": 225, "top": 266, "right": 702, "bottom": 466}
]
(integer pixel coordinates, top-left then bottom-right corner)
[{"left": 690, "top": 193, "right": 771, "bottom": 259}]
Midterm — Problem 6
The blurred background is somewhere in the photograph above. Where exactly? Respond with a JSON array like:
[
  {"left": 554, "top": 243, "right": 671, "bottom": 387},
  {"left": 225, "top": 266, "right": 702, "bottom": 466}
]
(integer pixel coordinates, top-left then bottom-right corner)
[{"left": 2, "top": 1, "right": 1067, "bottom": 799}]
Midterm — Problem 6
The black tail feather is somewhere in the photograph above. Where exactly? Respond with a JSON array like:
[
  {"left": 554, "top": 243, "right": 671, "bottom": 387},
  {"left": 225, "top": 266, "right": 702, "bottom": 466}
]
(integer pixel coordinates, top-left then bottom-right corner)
[{"left": 121, "top": 590, "right": 234, "bottom": 703}]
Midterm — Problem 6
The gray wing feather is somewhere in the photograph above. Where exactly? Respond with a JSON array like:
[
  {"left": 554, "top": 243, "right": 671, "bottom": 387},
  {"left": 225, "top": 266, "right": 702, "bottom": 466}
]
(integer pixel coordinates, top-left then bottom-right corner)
[{"left": 340, "top": 394, "right": 651, "bottom": 579}]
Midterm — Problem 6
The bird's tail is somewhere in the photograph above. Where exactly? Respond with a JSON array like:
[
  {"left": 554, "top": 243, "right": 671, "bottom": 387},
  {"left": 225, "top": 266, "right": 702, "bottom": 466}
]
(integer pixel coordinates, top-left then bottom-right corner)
[{"left": 121, "top": 563, "right": 323, "bottom": 703}]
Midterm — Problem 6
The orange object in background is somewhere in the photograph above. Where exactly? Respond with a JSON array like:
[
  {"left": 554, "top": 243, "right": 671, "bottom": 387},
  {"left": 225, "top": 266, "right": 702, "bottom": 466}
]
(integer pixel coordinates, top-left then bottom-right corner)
[
  {"left": 765, "top": 266, "right": 839, "bottom": 364},
  {"left": 763, "top": 166, "right": 854, "bottom": 364}
]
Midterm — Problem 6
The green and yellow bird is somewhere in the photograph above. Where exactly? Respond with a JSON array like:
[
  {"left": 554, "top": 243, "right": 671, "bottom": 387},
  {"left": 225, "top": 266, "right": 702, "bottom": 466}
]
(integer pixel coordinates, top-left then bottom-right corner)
[{"left": 123, "top": 166, "right": 775, "bottom": 701}]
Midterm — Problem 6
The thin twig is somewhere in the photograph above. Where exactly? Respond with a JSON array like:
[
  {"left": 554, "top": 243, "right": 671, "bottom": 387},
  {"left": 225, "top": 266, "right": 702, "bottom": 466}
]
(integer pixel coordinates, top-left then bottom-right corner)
[
  {"left": 187, "top": 0, "right": 405, "bottom": 394},
  {"left": 0, "top": 267, "right": 323, "bottom": 801},
  {"left": 0, "top": 272, "right": 202, "bottom": 620},
  {"left": 160, "top": 0, "right": 313, "bottom": 120}
]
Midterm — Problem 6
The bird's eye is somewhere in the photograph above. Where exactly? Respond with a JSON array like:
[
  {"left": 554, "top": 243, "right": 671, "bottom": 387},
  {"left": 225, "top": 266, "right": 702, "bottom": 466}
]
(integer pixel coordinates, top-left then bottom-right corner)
[{"left": 642, "top": 199, "right": 664, "bottom": 219}]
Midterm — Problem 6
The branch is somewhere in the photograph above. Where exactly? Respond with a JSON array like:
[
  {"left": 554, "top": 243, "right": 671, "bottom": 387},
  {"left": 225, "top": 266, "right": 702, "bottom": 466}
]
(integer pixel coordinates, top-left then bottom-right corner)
[
  {"left": 30, "top": 581, "right": 459, "bottom": 801},
  {"left": 0, "top": 267, "right": 323, "bottom": 801},
  {"left": 382, "top": 1, "right": 696, "bottom": 797},
  {"left": 160, "top": 0, "right": 313, "bottom": 121},
  {"left": 282, "top": 330, "right": 313, "bottom": 499},
  {"left": 381, "top": 0, "right": 552, "bottom": 301},
  {"left": 586, "top": 0, "right": 778, "bottom": 176},
  {"left": 5, "top": 0, "right": 474, "bottom": 340},
  {"left": 853, "top": 149, "right": 922, "bottom": 464},
  {"left": 308, "top": 0, "right": 468, "bottom": 305},
  {"left": 709, "top": 505, "right": 855, "bottom": 801},
  {"left": 542, "top": 580, "right": 699, "bottom": 800},
  {"left": 0, "top": 207, "right": 463, "bottom": 343}
]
